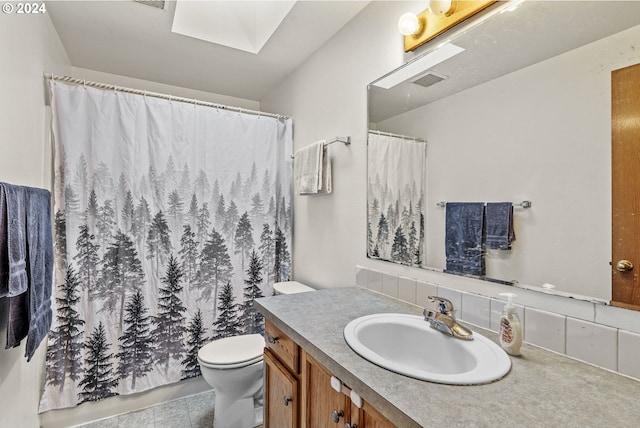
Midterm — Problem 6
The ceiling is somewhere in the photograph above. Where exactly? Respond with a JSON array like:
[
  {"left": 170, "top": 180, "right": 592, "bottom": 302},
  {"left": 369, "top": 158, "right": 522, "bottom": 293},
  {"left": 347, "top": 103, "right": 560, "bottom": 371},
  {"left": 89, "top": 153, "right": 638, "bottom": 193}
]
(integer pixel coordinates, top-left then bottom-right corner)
[
  {"left": 47, "top": 0, "right": 369, "bottom": 101},
  {"left": 369, "top": 0, "right": 640, "bottom": 123}
]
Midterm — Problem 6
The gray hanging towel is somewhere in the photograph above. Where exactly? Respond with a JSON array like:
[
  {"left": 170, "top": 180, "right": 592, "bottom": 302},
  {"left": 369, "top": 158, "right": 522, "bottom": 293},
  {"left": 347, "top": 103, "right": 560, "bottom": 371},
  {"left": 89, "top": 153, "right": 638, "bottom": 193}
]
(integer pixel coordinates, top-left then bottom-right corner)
[
  {"left": 0, "top": 183, "right": 28, "bottom": 298},
  {"left": 3, "top": 184, "right": 53, "bottom": 362},
  {"left": 486, "top": 202, "right": 516, "bottom": 250},
  {"left": 0, "top": 185, "right": 8, "bottom": 295},
  {"left": 445, "top": 202, "right": 485, "bottom": 276}
]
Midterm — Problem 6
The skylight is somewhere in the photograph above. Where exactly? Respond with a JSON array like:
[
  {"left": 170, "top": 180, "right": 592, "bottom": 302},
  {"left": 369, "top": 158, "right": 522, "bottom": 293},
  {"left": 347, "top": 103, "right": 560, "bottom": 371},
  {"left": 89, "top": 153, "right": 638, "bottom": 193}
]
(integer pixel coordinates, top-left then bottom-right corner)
[{"left": 171, "top": 0, "right": 297, "bottom": 54}]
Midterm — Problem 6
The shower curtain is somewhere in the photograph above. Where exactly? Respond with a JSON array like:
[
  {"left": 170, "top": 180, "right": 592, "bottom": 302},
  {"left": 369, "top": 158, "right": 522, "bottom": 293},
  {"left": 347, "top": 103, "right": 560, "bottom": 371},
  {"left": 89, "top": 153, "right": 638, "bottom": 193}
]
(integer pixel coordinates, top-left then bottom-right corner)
[
  {"left": 39, "top": 80, "right": 292, "bottom": 412},
  {"left": 367, "top": 132, "right": 426, "bottom": 267}
]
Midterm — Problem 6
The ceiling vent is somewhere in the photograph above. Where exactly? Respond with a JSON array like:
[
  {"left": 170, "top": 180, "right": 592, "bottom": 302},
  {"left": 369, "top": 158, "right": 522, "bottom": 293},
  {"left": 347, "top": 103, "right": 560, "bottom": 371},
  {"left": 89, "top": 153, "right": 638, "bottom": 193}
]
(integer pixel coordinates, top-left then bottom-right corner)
[
  {"left": 412, "top": 71, "right": 448, "bottom": 88},
  {"left": 134, "top": 1, "right": 165, "bottom": 10}
]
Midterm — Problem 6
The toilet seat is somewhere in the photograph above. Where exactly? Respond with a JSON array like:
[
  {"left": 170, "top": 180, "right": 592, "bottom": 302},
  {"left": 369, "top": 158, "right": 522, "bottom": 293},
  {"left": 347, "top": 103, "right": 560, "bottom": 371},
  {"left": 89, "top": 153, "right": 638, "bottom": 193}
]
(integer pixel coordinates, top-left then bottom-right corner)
[{"left": 198, "top": 334, "right": 264, "bottom": 369}]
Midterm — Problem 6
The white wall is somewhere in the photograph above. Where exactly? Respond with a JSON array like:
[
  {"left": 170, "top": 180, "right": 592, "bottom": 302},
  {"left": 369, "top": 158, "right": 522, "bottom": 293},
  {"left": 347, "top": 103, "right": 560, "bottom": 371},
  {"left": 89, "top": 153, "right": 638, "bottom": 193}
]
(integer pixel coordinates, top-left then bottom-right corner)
[
  {"left": 0, "top": 10, "right": 71, "bottom": 428},
  {"left": 71, "top": 67, "right": 260, "bottom": 111},
  {"left": 261, "top": 1, "right": 418, "bottom": 289}
]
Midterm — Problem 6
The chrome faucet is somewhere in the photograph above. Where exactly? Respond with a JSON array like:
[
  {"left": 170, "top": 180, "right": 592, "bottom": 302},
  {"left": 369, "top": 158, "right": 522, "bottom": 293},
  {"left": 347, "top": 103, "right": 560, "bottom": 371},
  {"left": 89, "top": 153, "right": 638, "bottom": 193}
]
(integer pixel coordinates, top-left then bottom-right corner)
[{"left": 423, "top": 296, "right": 474, "bottom": 341}]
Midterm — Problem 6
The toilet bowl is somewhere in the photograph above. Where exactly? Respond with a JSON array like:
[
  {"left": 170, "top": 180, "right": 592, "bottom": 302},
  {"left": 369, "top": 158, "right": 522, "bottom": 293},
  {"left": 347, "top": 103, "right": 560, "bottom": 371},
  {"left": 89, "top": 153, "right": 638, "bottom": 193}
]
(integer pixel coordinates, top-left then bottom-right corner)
[{"left": 198, "top": 334, "right": 265, "bottom": 428}]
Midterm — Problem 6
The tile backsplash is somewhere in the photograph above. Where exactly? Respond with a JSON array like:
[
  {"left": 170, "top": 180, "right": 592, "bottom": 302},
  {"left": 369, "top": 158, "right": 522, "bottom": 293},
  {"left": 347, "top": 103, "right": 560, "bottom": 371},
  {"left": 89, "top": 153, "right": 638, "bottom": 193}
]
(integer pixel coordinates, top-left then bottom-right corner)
[{"left": 355, "top": 266, "right": 640, "bottom": 382}]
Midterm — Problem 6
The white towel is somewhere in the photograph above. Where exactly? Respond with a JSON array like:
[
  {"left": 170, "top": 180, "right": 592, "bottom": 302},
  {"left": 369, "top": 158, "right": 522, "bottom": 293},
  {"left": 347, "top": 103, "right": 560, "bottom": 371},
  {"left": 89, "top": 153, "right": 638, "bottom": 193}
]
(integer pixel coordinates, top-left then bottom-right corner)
[{"left": 294, "top": 140, "right": 332, "bottom": 195}]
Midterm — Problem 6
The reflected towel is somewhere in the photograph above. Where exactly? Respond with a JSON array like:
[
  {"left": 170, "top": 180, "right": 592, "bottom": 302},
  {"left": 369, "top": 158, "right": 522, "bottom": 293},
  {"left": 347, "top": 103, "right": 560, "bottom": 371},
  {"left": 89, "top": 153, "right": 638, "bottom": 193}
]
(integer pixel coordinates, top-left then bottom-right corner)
[
  {"left": 486, "top": 202, "right": 515, "bottom": 250},
  {"left": 3, "top": 185, "right": 53, "bottom": 362},
  {"left": 0, "top": 183, "right": 28, "bottom": 298},
  {"left": 445, "top": 202, "right": 485, "bottom": 276},
  {"left": 294, "top": 140, "right": 331, "bottom": 194}
]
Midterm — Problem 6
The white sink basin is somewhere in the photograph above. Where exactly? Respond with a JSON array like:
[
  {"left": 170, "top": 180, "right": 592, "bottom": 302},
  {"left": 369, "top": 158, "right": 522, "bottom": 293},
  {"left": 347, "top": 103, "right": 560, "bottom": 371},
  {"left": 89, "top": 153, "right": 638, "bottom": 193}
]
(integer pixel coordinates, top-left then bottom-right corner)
[{"left": 343, "top": 313, "right": 511, "bottom": 385}]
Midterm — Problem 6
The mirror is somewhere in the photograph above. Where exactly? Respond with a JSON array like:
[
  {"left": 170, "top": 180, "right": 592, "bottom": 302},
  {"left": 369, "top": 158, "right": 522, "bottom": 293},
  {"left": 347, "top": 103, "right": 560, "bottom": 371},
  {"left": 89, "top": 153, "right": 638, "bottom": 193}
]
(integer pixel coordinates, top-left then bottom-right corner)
[{"left": 367, "top": 1, "right": 640, "bottom": 302}]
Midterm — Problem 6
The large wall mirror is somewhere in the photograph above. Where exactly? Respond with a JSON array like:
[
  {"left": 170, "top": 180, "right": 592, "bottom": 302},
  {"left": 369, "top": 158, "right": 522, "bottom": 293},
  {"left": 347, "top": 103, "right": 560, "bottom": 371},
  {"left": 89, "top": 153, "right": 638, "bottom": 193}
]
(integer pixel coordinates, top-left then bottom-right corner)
[{"left": 367, "top": 1, "right": 640, "bottom": 303}]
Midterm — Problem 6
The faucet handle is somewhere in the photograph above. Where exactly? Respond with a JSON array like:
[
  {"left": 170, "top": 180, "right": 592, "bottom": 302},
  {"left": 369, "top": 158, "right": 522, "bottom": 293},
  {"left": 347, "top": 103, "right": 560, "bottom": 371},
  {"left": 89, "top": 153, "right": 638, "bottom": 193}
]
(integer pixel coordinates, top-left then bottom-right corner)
[{"left": 427, "top": 296, "right": 455, "bottom": 315}]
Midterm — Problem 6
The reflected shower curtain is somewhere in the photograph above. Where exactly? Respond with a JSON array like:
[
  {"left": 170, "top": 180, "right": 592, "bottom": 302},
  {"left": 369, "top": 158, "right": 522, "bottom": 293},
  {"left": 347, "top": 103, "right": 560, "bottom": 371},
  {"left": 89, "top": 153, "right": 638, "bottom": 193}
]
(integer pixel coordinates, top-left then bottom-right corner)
[
  {"left": 40, "top": 80, "right": 292, "bottom": 412},
  {"left": 367, "top": 132, "right": 425, "bottom": 267}
]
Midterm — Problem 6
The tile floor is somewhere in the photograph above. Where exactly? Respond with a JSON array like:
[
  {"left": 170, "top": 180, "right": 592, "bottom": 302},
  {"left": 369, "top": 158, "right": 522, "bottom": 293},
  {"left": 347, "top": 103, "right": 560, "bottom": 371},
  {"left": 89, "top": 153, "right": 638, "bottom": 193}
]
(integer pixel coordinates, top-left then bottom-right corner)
[{"left": 75, "top": 390, "right": 264, "bottom": 428}]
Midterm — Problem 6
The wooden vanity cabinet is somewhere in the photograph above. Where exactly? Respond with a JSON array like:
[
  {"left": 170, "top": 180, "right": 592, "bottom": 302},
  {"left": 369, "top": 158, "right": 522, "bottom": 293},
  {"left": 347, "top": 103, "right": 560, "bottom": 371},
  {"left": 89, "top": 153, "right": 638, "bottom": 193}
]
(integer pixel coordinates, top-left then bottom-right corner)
[
  {"left": 351, "top": 401, "right": 396, "bottom": 428},
  {"left": 301, "top": 351, "right": 395, "bottom": 428},
  {"left": 264, "top": 320, "right": 301, "bottom": 428},
  {"left": 301, "top": 351, "right": 350, "bottom": 427},
  {"left": 263, "top": 319, "right": 396, "bottom": 428},
  {"left": 264, "top": 349, "right": 299, "bottom": 428}
]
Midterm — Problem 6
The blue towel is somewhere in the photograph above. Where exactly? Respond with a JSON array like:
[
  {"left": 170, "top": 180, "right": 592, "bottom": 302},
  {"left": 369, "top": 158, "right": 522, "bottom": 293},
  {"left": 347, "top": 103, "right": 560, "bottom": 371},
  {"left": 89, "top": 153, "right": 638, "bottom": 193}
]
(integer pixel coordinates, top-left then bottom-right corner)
[
  {"left": 24, "top": 187, "right": 53, "bottom": 361},
  {"left": 486, "top": 202, "right": 515, "bottom": 250},
  {"left": 445, "top": 202, "right": 485, "bottom": 276},
  {"left": 2, "top": 184, "right": 53, "bottom": 361},
  {"left": 0, "top": 186, "right": 8, "bottom": 295},
  {"left": 0, "top": 183, "right": 28, "bottom": 298}
]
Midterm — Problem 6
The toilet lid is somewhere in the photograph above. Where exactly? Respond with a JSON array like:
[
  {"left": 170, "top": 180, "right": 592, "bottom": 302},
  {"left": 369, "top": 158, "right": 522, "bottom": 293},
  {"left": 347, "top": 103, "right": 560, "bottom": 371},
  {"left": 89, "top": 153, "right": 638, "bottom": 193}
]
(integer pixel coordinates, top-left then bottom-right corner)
[{"left": 198, "top": 334, "right": 264, "bottom": 365}]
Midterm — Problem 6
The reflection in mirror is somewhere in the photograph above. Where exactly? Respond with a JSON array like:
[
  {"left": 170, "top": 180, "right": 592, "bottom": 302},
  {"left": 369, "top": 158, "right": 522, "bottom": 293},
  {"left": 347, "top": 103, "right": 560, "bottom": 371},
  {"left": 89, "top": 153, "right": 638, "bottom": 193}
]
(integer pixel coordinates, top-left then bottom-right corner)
[
  {"left": 367, "top": 1, "right": 640, "bottom": 302},
  {"left": 367, "top": 131, "right": 427, "bottom": 268}
]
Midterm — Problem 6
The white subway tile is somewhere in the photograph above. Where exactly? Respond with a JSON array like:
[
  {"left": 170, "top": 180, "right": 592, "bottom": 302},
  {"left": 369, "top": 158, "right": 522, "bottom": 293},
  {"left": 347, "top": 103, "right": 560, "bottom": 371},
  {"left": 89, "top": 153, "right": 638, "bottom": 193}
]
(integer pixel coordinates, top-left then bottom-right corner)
[
  {"left": 596, "top": 303, "right": 640, "bottom": 334},
  {"left": 397, "top": 276, "right": 417, "bottom": 304},
  {"left": 438, "top": 287, "right": 462, "bottom": 311},
  {"left": 619, "top": 330, "right": 640, "bottom": 379},
  {"left": 415, "top": 281, "right": 438, "bottom": 307},
  {"left": 368, "top": 270, "right": 383, "bottom": 293},
  {"left": 382, "top": 273, "right": 399, "bottom": 298},
  {"left": 524, "top": 307, "right": 566, "bottom": 354},
  {"left": 460, "top": 293, "right": 491, "bottom": 329},
  {"left": 566, "top": 318, "right": 617, "bottom": 371},
  {"left": 355, "top": 266, "right": 368, "bottom": 288}
]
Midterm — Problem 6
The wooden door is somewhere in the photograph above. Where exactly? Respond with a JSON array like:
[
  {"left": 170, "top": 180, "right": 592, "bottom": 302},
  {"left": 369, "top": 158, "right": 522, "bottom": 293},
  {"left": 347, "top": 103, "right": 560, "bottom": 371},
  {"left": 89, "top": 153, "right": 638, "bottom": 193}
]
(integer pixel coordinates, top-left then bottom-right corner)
[
  {"left": 264, "top": 349, "right": 299, "bottom": 428},
  {"left": 301, "top": 351, "right": 349, "bottom": 428},
  {"left": 612, "top": 62, "right": 640, "bottom": 309}
]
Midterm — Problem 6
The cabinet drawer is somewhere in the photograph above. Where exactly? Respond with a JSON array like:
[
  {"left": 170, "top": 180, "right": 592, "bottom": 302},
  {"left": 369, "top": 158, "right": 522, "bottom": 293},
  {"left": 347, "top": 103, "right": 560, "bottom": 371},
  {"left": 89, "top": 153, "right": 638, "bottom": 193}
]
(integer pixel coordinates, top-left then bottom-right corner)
[{"left": 265, "top": 319, "right": 300, "bottom": 374}]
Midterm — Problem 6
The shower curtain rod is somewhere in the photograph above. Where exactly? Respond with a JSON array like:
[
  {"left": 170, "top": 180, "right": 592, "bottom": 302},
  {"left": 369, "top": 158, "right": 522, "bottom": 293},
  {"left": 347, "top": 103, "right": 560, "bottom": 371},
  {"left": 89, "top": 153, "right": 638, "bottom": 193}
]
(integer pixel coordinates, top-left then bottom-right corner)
[
  {"left": 43, "top": 73, "right": 290, "bottom": 121},
  {"left": 368, "top": 129, "right": 427, "bottom": 143}
]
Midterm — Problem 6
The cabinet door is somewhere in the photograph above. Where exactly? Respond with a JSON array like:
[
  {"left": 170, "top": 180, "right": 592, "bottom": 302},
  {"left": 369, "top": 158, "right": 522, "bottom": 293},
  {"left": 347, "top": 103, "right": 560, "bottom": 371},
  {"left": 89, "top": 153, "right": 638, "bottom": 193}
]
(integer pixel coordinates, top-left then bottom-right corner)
[
  {"left": 351, "top": 401, "right": 397, "bottom": 428},
  {"left": 301, "top": 351, "right": 350, "bottom": 428},
  {"left": 264, "top": 349, "right": 299, "bottom": 428}
]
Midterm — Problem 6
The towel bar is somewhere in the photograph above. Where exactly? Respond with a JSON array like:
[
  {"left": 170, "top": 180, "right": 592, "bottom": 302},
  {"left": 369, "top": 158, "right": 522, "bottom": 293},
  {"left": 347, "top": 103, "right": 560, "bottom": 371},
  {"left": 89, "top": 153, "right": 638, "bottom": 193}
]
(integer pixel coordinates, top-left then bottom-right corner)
[
  {"left": 436, "top": 200, "right": 532, "bottom": 209},
  {"left": 291, "top": 137, "right": 350, "bottom": 159}
]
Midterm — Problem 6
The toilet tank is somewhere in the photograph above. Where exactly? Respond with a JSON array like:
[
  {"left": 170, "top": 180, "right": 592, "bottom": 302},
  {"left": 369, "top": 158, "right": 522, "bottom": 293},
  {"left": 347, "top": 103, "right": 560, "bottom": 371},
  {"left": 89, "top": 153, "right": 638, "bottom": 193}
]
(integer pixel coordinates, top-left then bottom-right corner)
[{"left": 273, "top": 281, "right": 315, "bottom": 295}]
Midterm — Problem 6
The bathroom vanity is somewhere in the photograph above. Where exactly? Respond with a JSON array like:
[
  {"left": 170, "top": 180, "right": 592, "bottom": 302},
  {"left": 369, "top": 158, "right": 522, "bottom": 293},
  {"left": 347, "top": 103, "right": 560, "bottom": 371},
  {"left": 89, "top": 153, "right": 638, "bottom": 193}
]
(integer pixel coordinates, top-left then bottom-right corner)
[
  {"left": 263, "top": 319, "right": 393, "bottom": 427},
  {"left": 256, "top": 287, "right": 640, "bottom": 427}
]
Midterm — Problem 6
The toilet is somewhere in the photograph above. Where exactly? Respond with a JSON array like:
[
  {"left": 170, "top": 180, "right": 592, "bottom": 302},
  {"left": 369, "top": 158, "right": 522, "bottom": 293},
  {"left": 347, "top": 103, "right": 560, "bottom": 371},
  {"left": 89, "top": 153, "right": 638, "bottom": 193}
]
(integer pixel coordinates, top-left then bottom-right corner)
[
  {"left": 198, "top": 334, "right": 265, "bottom": 428},
  {"left": 198, "top": 281, "right": 315, "bottom": 428}
]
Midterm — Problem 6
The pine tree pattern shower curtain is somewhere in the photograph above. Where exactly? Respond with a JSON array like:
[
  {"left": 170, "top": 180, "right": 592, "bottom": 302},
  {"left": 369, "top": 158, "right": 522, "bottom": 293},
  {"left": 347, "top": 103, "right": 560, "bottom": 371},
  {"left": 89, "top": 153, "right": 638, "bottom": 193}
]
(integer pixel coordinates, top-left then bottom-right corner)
[
  {"left": 367, "top": 132, "right": 426, "bottom": 267},
  {"left": 39, "top": 80, "right": 292, "bottom": 412}
]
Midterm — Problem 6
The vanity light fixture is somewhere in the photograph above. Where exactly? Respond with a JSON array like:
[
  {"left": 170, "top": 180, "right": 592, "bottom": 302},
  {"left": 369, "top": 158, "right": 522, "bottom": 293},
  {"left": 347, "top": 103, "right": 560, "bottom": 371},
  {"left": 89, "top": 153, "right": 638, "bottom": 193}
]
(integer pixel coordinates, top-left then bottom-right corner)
[{"left": 400, "top": 0, "right": 497, "bottom": 52}]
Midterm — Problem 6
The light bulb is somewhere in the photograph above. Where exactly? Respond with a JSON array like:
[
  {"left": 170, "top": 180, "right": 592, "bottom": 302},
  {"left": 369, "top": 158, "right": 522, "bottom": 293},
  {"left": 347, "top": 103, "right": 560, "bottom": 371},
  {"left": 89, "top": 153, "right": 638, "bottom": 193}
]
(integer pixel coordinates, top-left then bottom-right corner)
[
  {"left": 428, "top": 0, "right": 453, "bottom": 16},
  {"left": 398, "top": 12, "right": 420, "bottom": 36}
]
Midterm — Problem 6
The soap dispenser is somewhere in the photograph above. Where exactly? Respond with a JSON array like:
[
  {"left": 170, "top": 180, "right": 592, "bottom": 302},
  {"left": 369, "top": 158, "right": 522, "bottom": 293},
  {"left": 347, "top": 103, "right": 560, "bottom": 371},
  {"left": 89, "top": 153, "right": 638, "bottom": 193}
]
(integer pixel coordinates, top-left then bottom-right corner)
[{"left": 498, "top": 292, "right": 522, "bottom": 356}]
